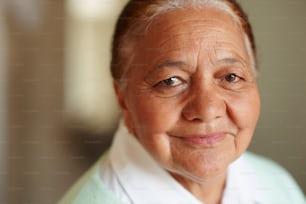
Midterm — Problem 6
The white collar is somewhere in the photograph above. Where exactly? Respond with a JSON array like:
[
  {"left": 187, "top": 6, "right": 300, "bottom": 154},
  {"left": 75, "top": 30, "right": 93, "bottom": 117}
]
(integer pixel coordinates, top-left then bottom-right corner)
[
  {"left": 222, "top": 154, "right": 262, "bottom": 204},
  {"left": 109, "top": 121, "right": 202, "bottom": 204},
  {"left": 221, "top": 149, "right": 270, "bottom": 204},
  {"left": 109, "top": 121, "right": 262, "bottom": 204}
]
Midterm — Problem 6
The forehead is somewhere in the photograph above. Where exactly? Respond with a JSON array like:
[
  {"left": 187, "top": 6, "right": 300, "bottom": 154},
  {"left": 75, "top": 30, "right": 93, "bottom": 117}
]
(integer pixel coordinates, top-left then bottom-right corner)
[
  {"left": 155, "top": 7, "right": 236, "bottom": 27},
  {"left": 132, "top": 7, "right": 248, "bottom": 65},
  {"left": 143, "top": 7, "right": 242, "bottom": 43}
]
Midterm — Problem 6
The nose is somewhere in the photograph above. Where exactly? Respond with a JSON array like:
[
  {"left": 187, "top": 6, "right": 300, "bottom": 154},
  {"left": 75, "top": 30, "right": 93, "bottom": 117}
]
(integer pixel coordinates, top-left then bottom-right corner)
[{"left": 182, "top": 83, "right": 226, "bottom": 123}]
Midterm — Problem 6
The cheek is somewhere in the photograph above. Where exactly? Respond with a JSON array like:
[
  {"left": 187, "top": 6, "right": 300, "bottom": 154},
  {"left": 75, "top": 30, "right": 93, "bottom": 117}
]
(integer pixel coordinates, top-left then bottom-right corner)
[
  {"left": 228, "top": 90, "right": 260, "bottom": 150},
  {"left": 127, "top": 93, "right": 181, "bottom": 134},
  {"left": 229, "top": 88, "right": 260, "bottom": 127},
  {"left": 125, "top": 94, "right": 181, "bottom": 164}
]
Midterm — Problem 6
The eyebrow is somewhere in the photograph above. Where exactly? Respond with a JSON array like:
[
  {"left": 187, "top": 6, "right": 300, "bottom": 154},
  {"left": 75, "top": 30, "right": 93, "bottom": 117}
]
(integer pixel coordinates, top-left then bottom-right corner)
[
  {"left": 156, "top": 61, "right": 189, "bottom": 69},
  {"left": 145, "top": 60, "right": 192, "bottom": 81},
  {"left": 146, "top": 60, "right": 192, "bottom": 76},
  {"left": 215, "top": 57, "right": 247, "bottom": 67}
]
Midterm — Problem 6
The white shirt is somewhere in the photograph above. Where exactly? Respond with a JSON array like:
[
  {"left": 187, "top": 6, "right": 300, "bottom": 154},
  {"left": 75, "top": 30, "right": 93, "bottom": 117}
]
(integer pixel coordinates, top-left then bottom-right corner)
[{"left": 100, "top": 121, "right": 306, "bottom": 204}]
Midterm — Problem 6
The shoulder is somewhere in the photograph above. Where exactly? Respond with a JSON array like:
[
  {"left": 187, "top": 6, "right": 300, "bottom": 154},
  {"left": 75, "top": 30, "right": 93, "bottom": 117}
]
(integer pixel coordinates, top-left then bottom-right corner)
[
  {"left": 240, "top": 151, "right": 305, "bottom": 203},
  {"left": 242, "top": 151, "right": 288, "bottom": 174},
  {"left": 58, "top": 151, "right": 123, "bottom": 204},
  {"left": 242, "top": 151, "right": 299, "bottom": 182}
]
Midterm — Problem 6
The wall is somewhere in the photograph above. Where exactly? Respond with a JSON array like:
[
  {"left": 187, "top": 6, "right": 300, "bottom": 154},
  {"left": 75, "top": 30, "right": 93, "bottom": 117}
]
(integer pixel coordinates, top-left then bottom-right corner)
[
  {"left": 6, "top": 1, "right": 71, "bottom": 203},
  {"left": 3, "top": 1, "right": 306, "bottom": 203},
  {"left": 238, "top": 0, "right": 306, "bottom": 193},
  {"left": 0, "top": 1, "right": 8, "bottom": 202}
]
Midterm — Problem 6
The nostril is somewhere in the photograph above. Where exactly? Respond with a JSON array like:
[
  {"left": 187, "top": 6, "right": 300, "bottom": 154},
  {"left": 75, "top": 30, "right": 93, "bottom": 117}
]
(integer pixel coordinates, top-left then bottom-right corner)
[
  {"left": 191, "top": 117, "right": 203, "bottom": 122},
  {"left": 182, "top": 106, "right": 204, "bottom": 122}
]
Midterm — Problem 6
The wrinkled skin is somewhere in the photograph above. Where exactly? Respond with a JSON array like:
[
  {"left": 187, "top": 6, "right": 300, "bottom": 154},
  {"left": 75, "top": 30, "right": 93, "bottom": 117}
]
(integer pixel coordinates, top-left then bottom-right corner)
[{"left": 115, "top": 7, "right": 260, "bottom": 203}]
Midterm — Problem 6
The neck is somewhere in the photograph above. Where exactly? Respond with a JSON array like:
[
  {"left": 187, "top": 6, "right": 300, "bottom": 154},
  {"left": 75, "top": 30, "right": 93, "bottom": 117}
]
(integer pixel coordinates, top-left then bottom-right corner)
[{"left": 171, "top": 172, "right": 226, "bottom": 204}]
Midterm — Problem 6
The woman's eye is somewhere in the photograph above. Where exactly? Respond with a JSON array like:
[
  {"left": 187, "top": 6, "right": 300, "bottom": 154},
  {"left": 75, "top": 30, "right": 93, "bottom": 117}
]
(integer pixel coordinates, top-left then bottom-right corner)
[
  {"left": 151, "top": 76, "right": 188, "bottom": 97},
  {"left": 155, "top": 77, "right": 182, "bottom": 87},
  {"left": 224, "top": 73, "right": 241, "bottom": 83}
]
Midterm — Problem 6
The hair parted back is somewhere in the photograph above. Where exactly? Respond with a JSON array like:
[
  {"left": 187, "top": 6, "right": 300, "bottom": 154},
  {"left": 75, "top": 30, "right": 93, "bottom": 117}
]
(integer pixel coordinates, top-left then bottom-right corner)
[{"left": 111, "top": 0, "right": 256, "bottom": 81}]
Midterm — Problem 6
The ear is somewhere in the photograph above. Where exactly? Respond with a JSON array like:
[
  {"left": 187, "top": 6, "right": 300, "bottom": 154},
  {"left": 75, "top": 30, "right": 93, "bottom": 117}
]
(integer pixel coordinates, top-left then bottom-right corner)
[
  {"left": 113, "top": 80, "right": 127, "bottom": 110},
  {"left": 113, "top": 80, "right": 135, "bottom": 134}
]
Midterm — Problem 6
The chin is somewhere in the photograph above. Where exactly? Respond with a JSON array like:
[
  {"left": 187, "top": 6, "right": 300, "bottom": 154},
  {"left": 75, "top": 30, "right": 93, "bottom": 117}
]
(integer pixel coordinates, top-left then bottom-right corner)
[{"left": 169, "top": 149, "right": 236, "bottom": 182}]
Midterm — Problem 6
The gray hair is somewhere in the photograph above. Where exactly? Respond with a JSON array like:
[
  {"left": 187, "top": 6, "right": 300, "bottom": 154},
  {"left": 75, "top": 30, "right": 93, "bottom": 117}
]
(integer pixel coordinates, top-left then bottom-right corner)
[{"left": 111, "top": 0, "right": 256, "bottom": 82}]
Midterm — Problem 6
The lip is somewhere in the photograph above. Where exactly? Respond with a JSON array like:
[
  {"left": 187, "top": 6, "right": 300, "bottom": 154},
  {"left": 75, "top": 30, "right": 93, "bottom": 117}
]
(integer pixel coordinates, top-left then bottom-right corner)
[{"left": 173, "top": 133, "right": 227, "bottom": 146}]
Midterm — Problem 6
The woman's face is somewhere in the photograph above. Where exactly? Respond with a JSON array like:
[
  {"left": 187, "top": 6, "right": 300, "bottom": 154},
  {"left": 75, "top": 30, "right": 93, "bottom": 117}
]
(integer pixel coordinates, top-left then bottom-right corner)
[{"left": 115, "top": 8, "right": 260, "bottom": 182}]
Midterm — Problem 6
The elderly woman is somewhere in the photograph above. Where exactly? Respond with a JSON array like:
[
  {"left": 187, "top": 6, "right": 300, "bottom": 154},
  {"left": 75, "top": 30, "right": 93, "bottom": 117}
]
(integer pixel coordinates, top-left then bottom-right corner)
[{"left": 60, "top": 0, "right": 305, "bottom": 203}]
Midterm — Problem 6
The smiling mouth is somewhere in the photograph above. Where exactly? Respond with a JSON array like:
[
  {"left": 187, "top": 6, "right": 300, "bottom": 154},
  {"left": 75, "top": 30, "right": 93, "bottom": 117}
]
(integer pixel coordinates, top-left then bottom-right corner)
[{"left": 173, "top": 133, "right": 227, "bottom": 146}]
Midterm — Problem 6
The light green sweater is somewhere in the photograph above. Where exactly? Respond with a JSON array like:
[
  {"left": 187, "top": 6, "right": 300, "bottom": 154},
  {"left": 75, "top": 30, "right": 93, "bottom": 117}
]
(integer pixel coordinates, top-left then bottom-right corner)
[
  {"left": 58, "top": 153, "right": 122, "bottom": 204},
  {"left": 59, "top": 151, "right": 306, "bottom": 204}
]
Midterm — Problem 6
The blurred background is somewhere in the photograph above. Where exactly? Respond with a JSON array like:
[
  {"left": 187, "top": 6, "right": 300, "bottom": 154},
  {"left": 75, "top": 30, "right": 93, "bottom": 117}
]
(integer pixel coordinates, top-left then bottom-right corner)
[{"left": 0, "top": 0, "right": 305, "bottom": 203}]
